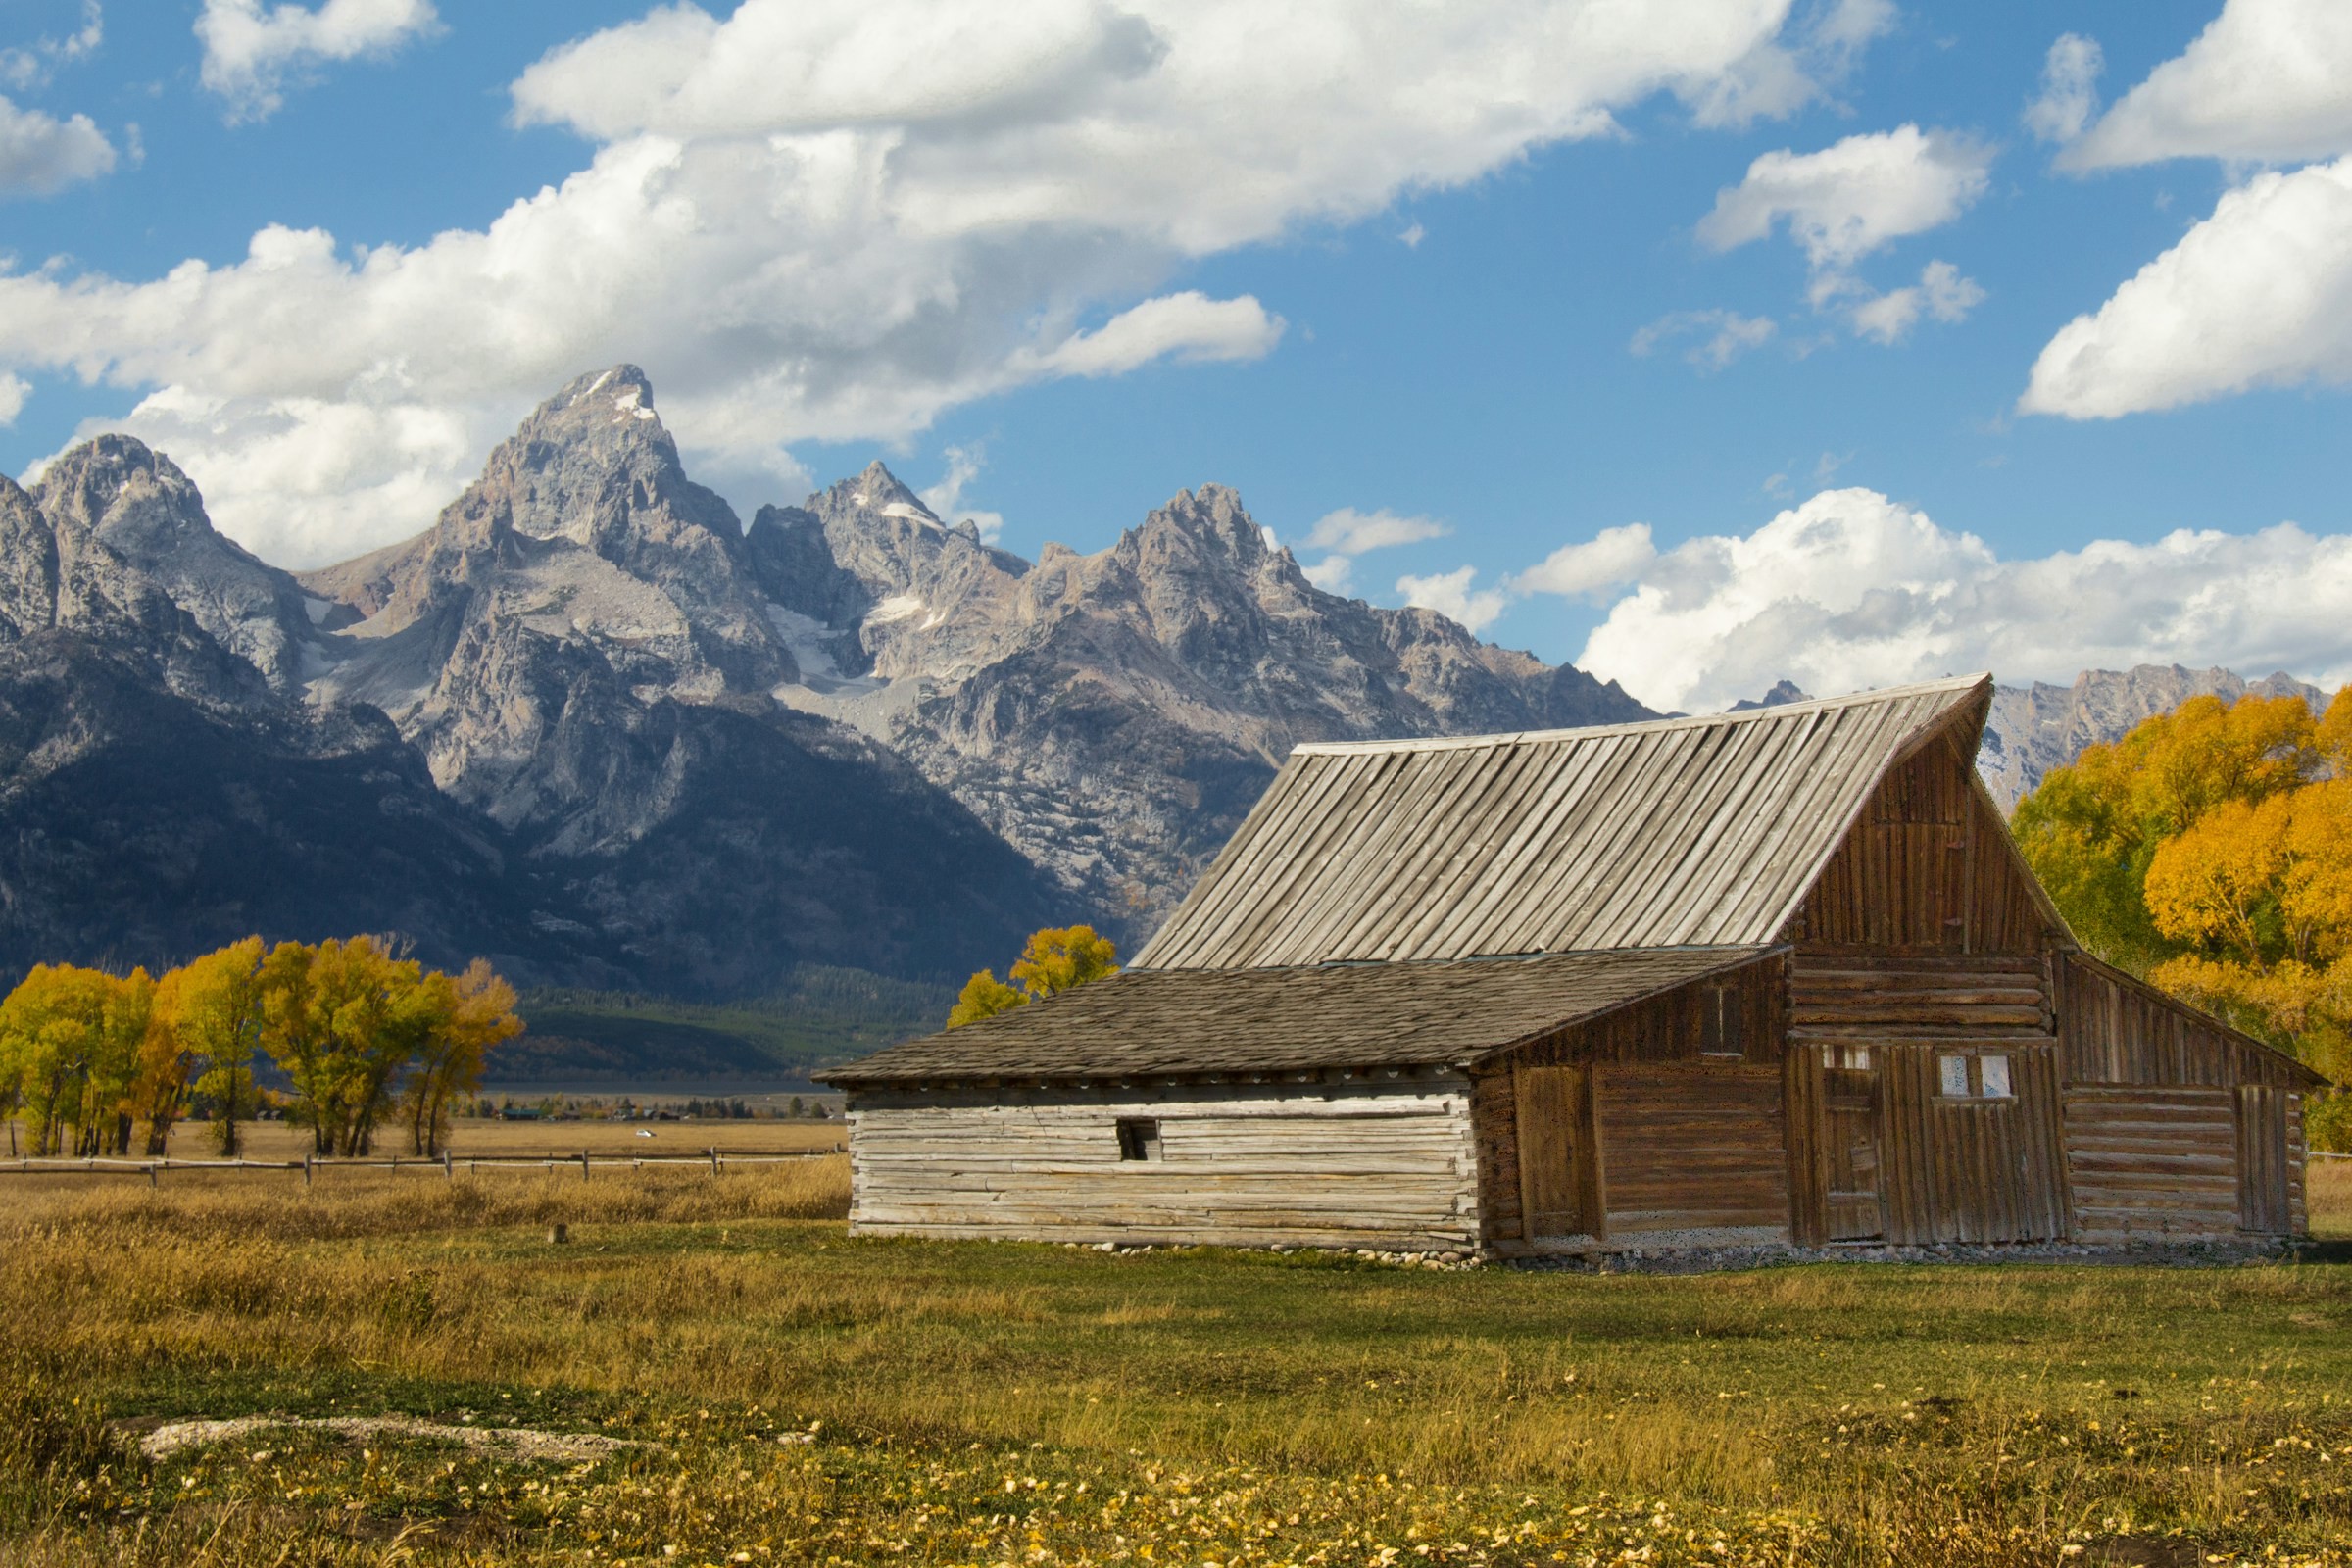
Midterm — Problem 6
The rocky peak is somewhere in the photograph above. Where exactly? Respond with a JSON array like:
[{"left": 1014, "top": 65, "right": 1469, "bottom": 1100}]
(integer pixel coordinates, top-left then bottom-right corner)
[
  {"left": 478, "top": 366, "right": 736, "bottom": 555},
  {"left": 825, "top": 461, "right": 938, "bottom": 525},
  {"left": 1129, "top": 484, "right": 1270, "bottom": 566},
  {"left": 765, "top": 460, "right": 1030, "bottom": 681},
  {"left": 31, "top": 435, "right": 315, "bottom": 690}
]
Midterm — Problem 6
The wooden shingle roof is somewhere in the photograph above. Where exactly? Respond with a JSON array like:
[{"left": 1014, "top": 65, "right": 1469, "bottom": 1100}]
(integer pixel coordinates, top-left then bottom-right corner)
[
  {"left": 1131, "top": 675, "right": 1992, "bottom": 971},
  {"left": 820, "top": 946, "right": 1778, "bottom": 1085}
]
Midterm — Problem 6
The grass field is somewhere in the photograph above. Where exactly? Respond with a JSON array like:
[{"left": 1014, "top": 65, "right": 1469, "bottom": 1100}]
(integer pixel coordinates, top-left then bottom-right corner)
[{"left": 1, "top": 1164, "right": 2347, "bottom": 1567}]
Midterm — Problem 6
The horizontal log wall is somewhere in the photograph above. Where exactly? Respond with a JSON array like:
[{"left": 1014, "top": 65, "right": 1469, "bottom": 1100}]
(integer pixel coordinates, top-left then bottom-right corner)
[
  {"left": 1790, "top": 950, "right": 2053, "bottom": 1042},
  {"left": 2063, "top": 1086, "right": 2239, "bottom": 1242},
  {"left": 846, "top": 1076, "right": 1478, "bottom": 1251}
]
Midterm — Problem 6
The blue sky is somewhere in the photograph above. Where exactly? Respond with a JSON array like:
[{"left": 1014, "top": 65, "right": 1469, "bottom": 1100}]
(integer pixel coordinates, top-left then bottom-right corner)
[{"left": 5, "top": 0, "right": 2352, "bottom": 710}]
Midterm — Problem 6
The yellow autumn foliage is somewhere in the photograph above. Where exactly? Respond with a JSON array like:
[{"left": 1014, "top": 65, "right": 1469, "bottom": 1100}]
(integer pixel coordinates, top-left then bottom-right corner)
[
  {"left": 946, "top": 925, "right": 1119, "bottom": 1028},
  {"left": 2018, "top": 687, "right": 2352, "bottom": 1091}
]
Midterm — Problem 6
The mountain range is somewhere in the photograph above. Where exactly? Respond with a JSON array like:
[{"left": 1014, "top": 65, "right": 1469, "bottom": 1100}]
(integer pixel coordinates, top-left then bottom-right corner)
[
  {"left": 1, "top": 365, "right": 2326, "bottom": 995},
  {"left": 0, "top": 367, "right": 1647, "bottom": 991}
]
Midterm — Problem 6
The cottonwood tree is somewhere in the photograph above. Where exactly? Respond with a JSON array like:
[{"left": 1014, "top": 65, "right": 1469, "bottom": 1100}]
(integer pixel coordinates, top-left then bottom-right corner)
[
  {"left": 3, "top": 939, "right": 523, "bottom": 1159},
  {"left": 2016, "top": 687, "right": 2352, "bottom": 1083},
  {"left": 0, "top": 965, "right": 153, "bottom": 1156},
  {"left": 151, "top": 937, "right": 267, "bottom": 1156},
  {"left": 402, "top": 958, "right": 522, "bottom": 1156},
  {"left": 946, "top": 925, "right": 1118, "bottom": 1028}
]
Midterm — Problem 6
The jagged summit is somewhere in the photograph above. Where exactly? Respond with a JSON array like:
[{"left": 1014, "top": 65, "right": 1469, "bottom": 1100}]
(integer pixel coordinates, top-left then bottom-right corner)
[
  {"left": 822, "top": 460, "right": 939, "bottom": 526},
  {"left": 0, "top": 365, "right": 1667, "bottom": 984}
]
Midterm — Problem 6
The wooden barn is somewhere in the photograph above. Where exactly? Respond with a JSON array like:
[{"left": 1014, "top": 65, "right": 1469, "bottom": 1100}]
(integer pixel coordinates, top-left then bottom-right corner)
[{"left": 823, "top": 676, "right": 2322, "bottom": 1256}]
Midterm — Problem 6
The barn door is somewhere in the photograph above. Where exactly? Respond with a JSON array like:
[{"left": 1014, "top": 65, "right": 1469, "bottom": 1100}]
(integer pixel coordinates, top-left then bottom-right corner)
[
  {"left": 1822, "top": 1050, "right": 1885, "bottom": 1241},
  {"left": 1515, "top": 1064, "right": 1591, "bottom": 1240},
  {"left": 2236, "top": 1085, "right": 2291, "bottom": 1234}
]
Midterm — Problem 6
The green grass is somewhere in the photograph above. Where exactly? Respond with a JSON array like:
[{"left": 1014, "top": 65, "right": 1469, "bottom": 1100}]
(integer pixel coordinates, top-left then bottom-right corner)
[
  {"left": 502, "top": 965, "right": 956, "bottom": 1082},
  {"left": 2, "top": 1169, "right": 2348, "bottom": 1565}
]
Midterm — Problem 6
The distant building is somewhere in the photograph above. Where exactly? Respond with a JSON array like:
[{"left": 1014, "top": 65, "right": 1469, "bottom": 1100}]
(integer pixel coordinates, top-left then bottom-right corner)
[{"left": 823, "top": 678, "right": 2318, "bottom": 1256}]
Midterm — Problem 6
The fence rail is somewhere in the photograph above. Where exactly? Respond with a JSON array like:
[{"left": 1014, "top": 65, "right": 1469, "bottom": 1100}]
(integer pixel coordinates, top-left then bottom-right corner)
[{"left": 0, "top": 1146, "right": 842, "bottom": 1186}]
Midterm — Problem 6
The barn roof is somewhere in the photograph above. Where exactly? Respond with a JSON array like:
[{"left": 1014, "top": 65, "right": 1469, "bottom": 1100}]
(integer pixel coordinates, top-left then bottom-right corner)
[
  {"left": 819, "top": 946, "right": 1777, "bottom": 1085},
  {"left": 1131, "top": 674, "right": 1993, "bottom": 971}
]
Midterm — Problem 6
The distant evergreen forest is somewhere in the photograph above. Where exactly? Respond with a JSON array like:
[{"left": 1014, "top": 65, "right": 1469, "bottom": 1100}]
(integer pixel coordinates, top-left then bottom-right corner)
[{"left": 497, "top": 965, "right": 956, "bottom": 1083}]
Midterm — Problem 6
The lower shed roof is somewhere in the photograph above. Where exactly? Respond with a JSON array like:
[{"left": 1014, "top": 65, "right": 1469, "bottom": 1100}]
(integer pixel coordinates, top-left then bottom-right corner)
[{"left": 819, "top": 946, "right": 1777, "bottom": 1086}]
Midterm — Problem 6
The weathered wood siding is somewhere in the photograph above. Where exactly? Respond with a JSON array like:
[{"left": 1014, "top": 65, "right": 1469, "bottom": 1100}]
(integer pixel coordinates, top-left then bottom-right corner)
[
  {"left": 1783, "top": 1039, "right": 2069, "bottom": 1245},
  {"left": 1473, "top": 959, "right": 1790, "bottom": 1252},
  {"left": 1787, "top": 739, "right": 2051, "bottom": 954},
  {"left": 2063, "top": 1086, "right": 2239, "bottom": 1241},
  {"left": 2055, "top": 953, "right": 2313, "bottom": 1238},
  {"left": 1773, "top": 735, "right": 2073, "bottom": 1246},
  {"left": 1597, "top": 1065, "right": 1789, "bottom": 1243},
  {"left": 2056, "top": 952, "right": 2311, "bottom": 1089},
  {"left": 846, "top": 1076, "right": 1478, "bottom": 1250},
  {"left": 1789, "top": 950, "right": 2054, "bottom": 1041}
]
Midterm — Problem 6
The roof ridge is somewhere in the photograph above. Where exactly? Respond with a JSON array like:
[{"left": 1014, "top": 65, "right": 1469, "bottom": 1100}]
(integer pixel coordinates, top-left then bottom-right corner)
[{"left": 1290, "top": 673, "right": 1991, "bottom": 758}]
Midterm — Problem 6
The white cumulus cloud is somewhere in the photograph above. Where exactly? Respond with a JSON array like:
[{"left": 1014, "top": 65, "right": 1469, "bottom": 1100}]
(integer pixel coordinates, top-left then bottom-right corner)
[
  {"left": 2025, "top": 33, "right": 2103, "bottom": 146},
  {"left": 1510, "top": 523, "right": 1657, "bottom": 602},
  {"left": 196, "top": 0, "right": 441, "bottom": 123},
  {"left": 2021, "top": 155, "right": 2352, "bottom": 418},
  {"left": 2064, "top": 0, "right": 2352, "bottom": 171},
  {"left": 0, "top": 371, "right": 27, "bottom": 425},
  {"left": 0, "top": 92, "right": 114, "bottom": 195},
  {"left": 1698, "top": 123, "right": 1994, "bottom": 271},
  {"left": 1298, "top": 507, "right": 1448, "bottom": 601},
  {"left": 2, "top": 0, "right": 1854, "bottom": 566},
  {"left": 1560, "top": 487, "right": 2352, "bottom": 712},
  {"left": 1304, "top": 507, "right": 1449, "bottom": 556},
  {"left": 1396, "top": 565, "right": 1508, "bottom": 634}
]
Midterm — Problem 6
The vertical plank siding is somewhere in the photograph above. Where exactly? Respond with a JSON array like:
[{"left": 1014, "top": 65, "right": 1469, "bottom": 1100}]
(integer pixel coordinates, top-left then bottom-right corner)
[
  {"left": 846, "top": 1078, "right": 1479, "bottom": 1251},
  {"left": 1788, "top": 740, "right": 2049, "bottom": 955},
  {"left": 1474, "top": 959, "right": 1789, "bottom": 1253},
  {"left": 2236, "top": 1087, "right": 2294, "bottom": 1236},
  {"left": 2056, "top": 953, "right": 2310, "bottom": 1088}
]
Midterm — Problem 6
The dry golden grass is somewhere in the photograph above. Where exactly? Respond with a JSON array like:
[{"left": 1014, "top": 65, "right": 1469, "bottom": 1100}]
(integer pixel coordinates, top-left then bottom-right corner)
[
  {"left": 2309, "top": 1156, "right": 2351, "bottom": 1237},
  {"left": 1, "top": 1168, "right": 2346, "bottom": 1566}
]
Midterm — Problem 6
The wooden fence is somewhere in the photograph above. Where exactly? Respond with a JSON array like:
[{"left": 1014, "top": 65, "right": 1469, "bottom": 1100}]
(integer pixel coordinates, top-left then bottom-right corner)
[{"left": 0, "top": 1146, "right": 842, "bottom": 1186}]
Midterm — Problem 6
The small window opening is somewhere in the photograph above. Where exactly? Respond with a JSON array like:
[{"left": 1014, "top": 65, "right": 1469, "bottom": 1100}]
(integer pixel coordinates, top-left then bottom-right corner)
[
  {"left": 1937, "top": 1054, "right": 2015, "bottom": 1099},
  {"left": 1115, "top": 1118, "right": 1161, "bottom": 1162},
  {"left": 1698, "top": 984, "right": 1745, "bottom": 1059}
]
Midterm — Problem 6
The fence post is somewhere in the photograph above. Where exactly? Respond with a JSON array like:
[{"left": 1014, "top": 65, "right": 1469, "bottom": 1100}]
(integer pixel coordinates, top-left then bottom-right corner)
[
  {"left": 444, "top": 1148, "right": 454, "bottom": 1182},
  {"left": 581, "top": 1151, "right": 591, "bottom": 1183},
  {"left": 146, "top": 1163, "right": 157, "bottom": 1189},
  {"left": 709, "top": 1146, "right": 719, "bottom": 1176},
  {"left": 303, "top": 1152, "right": 312, "bottom": 1189}
]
